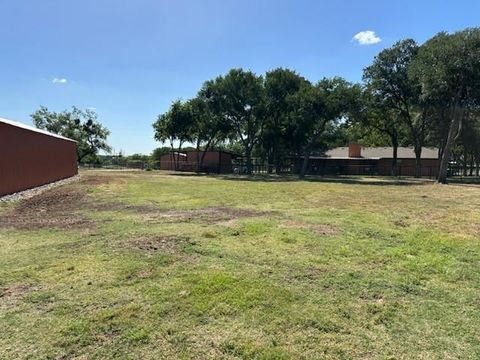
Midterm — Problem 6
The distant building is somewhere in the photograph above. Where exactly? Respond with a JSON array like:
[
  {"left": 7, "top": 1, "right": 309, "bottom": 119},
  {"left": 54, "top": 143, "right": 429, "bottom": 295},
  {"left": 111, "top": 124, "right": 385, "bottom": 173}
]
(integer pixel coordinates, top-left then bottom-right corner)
[
  {"left": 300, "top": 143, "right": 440, "bottom": 177},
  {"left": 158, "top": 150, "right": 234, "bottom": 173},
  {"left": 0, "top": 117, "right": 78, "bottom": 196}
]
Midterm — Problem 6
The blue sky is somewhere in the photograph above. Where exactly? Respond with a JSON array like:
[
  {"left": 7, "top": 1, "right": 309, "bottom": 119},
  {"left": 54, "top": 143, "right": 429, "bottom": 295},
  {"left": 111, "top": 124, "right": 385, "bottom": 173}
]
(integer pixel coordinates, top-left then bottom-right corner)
[{"left": 1, "top": 0, "right": 479, "bottom": 155}]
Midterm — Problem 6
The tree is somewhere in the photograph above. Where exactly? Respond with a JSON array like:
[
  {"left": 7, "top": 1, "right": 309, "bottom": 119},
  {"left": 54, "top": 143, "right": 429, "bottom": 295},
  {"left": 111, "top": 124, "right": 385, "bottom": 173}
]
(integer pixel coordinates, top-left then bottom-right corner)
[
  {"left": 350, "top": 86, "right": 408, "bottom": 176},
  {"left": 456, "top": 111, "right": 480, "bottom": 176},
  {"left": 189, "top": 80, "right": 232, "bottom": 171},
  {"left": 410, "top": 28, "right": 480, "bottom": 183},
  {"left": 363, "top": 39, "right": 430, "bottom": 177},
  {"left": 218, "top": 69, "right": 265, "bottom": 174},
  {"left": 151, "top": 146, "right": 172, "bottom": 160},
  {"left": 263, "top": 68, "right": 308, "bottom": 172},
  {"left": 153, "top": 100, "right": 194, "bottom": 170},
  {"left": 288, "top": 77, "right": 350, "bottom": 178},
  {"left": 31, "top": 106, "right": 111, "bottom": 163}
]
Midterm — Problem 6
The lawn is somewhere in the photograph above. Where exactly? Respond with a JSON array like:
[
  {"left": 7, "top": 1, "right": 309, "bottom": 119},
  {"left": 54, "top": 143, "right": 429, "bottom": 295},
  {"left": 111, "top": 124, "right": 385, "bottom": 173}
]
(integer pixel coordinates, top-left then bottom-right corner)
[{"left": 1, "top": 170, "right": 479, "bottom": 359}]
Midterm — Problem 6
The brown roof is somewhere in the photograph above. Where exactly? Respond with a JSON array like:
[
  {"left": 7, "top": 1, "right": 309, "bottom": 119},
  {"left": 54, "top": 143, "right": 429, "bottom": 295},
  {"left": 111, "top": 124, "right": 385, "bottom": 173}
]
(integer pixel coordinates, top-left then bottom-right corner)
[{"left": 323, "top": 146, "right": 439, "bottom": 159}]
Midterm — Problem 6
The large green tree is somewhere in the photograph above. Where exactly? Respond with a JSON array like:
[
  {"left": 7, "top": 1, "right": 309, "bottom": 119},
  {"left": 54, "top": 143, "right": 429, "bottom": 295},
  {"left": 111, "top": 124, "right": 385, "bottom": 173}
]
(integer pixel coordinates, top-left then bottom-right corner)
[
  {"left": 263, "top": 68, "right": 308, "bottom": 172},
  {"left": 189, "top": 79, "right": 233, "bottom": 171},
  {"left": 363, "top": 39, "right": 430, "bottom": 177},
  {"left": 288, "top": 77, "right": 350, "bottom": 178},
  {"left": 410, "top": 28, "right": 480, "bottom": 183},
  {"left": 218, "top": 69, "right": 265, "bottom": 174},
  {"left": 349, "top": 86, "right": 410, "bottom": 176},
  {"left": 31, "top": 106, "right": 111, "bottom": 163},
  {"left": 153, "top": 100, "right": 194, "bottom": 170}
]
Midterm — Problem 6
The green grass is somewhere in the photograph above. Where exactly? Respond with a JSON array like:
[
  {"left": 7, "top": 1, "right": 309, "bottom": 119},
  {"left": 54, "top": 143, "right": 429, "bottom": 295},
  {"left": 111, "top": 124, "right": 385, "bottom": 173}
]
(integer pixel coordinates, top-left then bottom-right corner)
[{"left": 1, "top": 170, "right": 480, "bottom": 359}]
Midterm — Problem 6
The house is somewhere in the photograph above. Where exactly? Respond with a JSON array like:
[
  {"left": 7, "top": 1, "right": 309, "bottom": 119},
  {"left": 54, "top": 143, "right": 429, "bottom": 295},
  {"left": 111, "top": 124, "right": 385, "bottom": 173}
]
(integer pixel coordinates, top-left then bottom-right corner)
[
  {"left": 0, "top": 117, "right": 78, "bottom": 196},
  {"left": 301, "top": 143, "right": 440, "bottom": 177},
  {"left": 158, "top": 150, "right": 234, "bottom": 173}
]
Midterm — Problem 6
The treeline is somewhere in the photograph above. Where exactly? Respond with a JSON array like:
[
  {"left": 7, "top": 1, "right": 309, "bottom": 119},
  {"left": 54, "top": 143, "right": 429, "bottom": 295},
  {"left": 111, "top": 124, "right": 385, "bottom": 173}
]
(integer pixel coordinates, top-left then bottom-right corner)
[
  {"left": 153, "top": 28, "right": 480, "bottom": 183},
  {"left": 91, "top": 147, "right": 195, "bottom": 169}
]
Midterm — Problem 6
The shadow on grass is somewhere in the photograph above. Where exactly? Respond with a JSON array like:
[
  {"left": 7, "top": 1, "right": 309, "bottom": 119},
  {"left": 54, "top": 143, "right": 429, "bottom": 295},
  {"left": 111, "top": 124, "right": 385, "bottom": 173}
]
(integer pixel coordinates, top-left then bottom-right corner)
[
  {"left": 447, "top": 177, "right": 480, "bottom": 187},
  {"left": 164, "top": 172, "right": 433, "bottom": 186}
]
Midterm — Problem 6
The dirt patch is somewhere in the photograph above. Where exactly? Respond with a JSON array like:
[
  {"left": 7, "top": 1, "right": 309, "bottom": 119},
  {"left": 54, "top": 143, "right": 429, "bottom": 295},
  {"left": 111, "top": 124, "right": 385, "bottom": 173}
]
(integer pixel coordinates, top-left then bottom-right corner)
[
  {"left": 0, "top": 173, "right": 271, "bottom": 231},
  {"left": 143, "top": 207, "right": 272, "bottom": 225},
  {"left": 0, "top": 174, "right": 130, "bottom": 230},
  {"left": 283, "top": 266, "right": 329, "bottom": 283},
  {"left": 88, "top": 201, "right": 157, "bottom": 214},
  {"left": 124, "top": 235, "right": 194, "bottom": 255},
  {"left": 80, "top": 176, "right": 112, "bottom": 186},
  {"left": 0, "top": 284, "right": 37, "bottom": 302},
  {"left": 393, "top": 219, "right": 409, "bottom": 228},
  {"left": 79, "top": 174, "right": 128, "bottom": 186},
  {"left": 0, "top": 284, "right": 33, "bottom": 298},
  {"left": 0, "top": 185, "right": 92, "bottom": 230},
  {"left": 126, "top": 268, "right": 155, "bottom": 280},
  {"left": 282, "top": 220, "right": 338, "bottom": 236}
]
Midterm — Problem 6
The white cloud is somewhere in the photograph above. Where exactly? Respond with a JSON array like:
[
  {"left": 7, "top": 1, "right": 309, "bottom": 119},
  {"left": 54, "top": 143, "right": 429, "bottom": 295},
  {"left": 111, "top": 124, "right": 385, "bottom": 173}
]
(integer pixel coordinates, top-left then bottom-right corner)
[
  {"left": 352, "top": 30, "right": 381, "bottom": 45},
  {"left": 52, "top": 78, "right": 68, "bottom": 84}
]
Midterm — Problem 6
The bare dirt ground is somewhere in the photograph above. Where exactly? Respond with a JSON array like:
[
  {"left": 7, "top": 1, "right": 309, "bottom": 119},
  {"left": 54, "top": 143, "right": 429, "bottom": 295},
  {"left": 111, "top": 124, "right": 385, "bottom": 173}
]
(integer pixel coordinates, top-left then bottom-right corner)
[
  {"left": 140, "top": 207, "right": 274, "bottom": 225},
  {"left": 0, "top": 175, "right": 273, "bottom": 231},
  {"left": 0, "top": 185, "right": 91, "bottom": 230}
]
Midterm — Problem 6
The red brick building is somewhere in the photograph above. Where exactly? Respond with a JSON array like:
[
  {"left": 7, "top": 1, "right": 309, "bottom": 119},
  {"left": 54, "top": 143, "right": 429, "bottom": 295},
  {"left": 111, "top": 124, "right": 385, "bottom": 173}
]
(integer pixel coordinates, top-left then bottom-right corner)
[{"left": 0, "top": 117, "right": 78, "bottom": 196}]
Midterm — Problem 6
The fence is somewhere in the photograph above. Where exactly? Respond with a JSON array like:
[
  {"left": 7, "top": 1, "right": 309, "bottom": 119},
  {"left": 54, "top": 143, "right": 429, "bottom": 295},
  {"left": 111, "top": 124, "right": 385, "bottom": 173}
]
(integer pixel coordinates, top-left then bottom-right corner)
[
  {"left": 81, "top": 161, "right": 152, "bottom": 170},
  {"left": 80, "top": 159, "right": 476, "bottom": 180},
  {"left": 448, "top": 164, "right": 480, "bottom": 177}
]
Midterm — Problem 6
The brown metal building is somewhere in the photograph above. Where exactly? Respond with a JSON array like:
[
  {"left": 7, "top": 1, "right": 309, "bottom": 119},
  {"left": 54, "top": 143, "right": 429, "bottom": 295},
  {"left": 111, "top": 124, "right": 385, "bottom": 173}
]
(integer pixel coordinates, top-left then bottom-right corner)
[
  {"left": 0, "top": 117, "right": 78, "bottom": 196},
  {"left": 159, "top": 150, "right": 233, "bottom": 173}
]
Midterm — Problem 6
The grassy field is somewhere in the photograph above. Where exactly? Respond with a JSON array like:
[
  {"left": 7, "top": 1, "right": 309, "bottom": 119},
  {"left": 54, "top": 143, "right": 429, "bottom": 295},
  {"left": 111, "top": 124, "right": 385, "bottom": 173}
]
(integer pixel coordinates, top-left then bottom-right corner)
[{"left": 1, "top": 170, "right": 479, "bottom": 359}]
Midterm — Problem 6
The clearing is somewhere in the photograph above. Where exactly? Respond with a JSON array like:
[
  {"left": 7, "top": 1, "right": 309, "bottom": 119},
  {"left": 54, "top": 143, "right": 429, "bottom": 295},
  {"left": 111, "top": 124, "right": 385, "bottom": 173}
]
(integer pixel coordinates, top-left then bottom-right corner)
[{"left": 1, "top": 170, "right": 479, "bottom": 359}]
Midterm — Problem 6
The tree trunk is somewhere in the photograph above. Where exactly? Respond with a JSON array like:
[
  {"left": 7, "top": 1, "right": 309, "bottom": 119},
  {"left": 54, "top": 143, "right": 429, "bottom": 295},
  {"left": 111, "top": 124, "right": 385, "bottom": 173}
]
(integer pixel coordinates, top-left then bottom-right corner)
[
  {"left": 438, "top": 109, "right": 462, "bottom": 184},
  {"left": 469, "top": 153, "right": 474, "bottom": 176},
  {"left": 462, "top": 148, "right": 468, "bottom": 176},
  {"left": 245, "top": 147, "right": 253, "bottom": 175},
  {"left": 414, "top": 144, "right": 422, "bottom": 178},
  {"left": 199, "top": 138, "right": 215, "bottom": 171},
  {"left": 273, "top": 116, "right": 282, "bottom": 174},
  {"left": 299, "top": 146, "right": 312, "bottom": 179},
  {"left": 391, "top": 133, "right": 398, "bottom": 177},
  {"left": 267, "top": 150, "right": 274, "bottom": 174},
  {"left": 200, "top": 150, "right": 207, "bottom": 171},
  {"left": 175, "top": 141, "right": 183, "bottom": 171},
  {"left": 170, "top": 142, "right": 177, "bottom": 171},
  {"left": 196, "top": 140, "right": 201, "bottom": 173}
]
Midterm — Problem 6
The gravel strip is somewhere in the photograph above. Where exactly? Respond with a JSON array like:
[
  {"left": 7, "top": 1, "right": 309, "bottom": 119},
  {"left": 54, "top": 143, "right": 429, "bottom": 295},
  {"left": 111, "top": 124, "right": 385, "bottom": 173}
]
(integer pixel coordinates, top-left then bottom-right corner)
[{"left": 0, "top": 175, "right": 81, "bottom": 203}]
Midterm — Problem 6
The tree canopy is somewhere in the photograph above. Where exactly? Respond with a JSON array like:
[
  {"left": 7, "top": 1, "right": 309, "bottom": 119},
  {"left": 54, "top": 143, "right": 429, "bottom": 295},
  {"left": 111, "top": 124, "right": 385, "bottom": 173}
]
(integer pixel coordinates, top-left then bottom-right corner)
[
  {"left": 31, "top": 106, "right": 111, "bottom": 163},
  {"left": 152, "top": 27, "right": 480, "bottom": 182}
]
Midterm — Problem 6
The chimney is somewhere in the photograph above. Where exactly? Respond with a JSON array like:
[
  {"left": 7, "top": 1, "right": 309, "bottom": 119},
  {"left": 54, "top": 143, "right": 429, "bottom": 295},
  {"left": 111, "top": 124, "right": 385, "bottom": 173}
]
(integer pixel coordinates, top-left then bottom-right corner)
[{"left": 348, "top": 142, "right": 361, "bottom": 158}]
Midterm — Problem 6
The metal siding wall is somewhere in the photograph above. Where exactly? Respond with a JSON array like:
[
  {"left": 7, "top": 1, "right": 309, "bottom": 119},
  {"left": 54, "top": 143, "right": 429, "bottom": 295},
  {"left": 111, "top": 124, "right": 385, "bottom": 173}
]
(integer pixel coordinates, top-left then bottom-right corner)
[{"left": 0, "top": 123, "right": 78, "bottom": 196}]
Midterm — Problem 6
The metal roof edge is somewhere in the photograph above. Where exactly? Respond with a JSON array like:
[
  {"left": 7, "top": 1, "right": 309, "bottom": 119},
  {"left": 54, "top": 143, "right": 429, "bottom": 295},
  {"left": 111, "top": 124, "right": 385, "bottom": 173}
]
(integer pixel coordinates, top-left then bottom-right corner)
[{"left": 0, "top": 117, "right": 77, "bottom": 143}]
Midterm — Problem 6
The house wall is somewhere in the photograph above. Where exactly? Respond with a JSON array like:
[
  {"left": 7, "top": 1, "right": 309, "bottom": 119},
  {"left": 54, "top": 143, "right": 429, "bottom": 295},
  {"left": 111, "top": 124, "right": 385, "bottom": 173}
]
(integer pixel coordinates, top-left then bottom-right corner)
[
  {"left": 305, "top": 158, "right": 379, "bottom": 175},
  {"left": 378, "top": 158, "right": 439, "bottom": 177},
  {"left": 303, "top": 157, "right": 439, "bottom": 177},
  {"left": 0, "top": 122, "right": 77, "bottom": 196}
]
